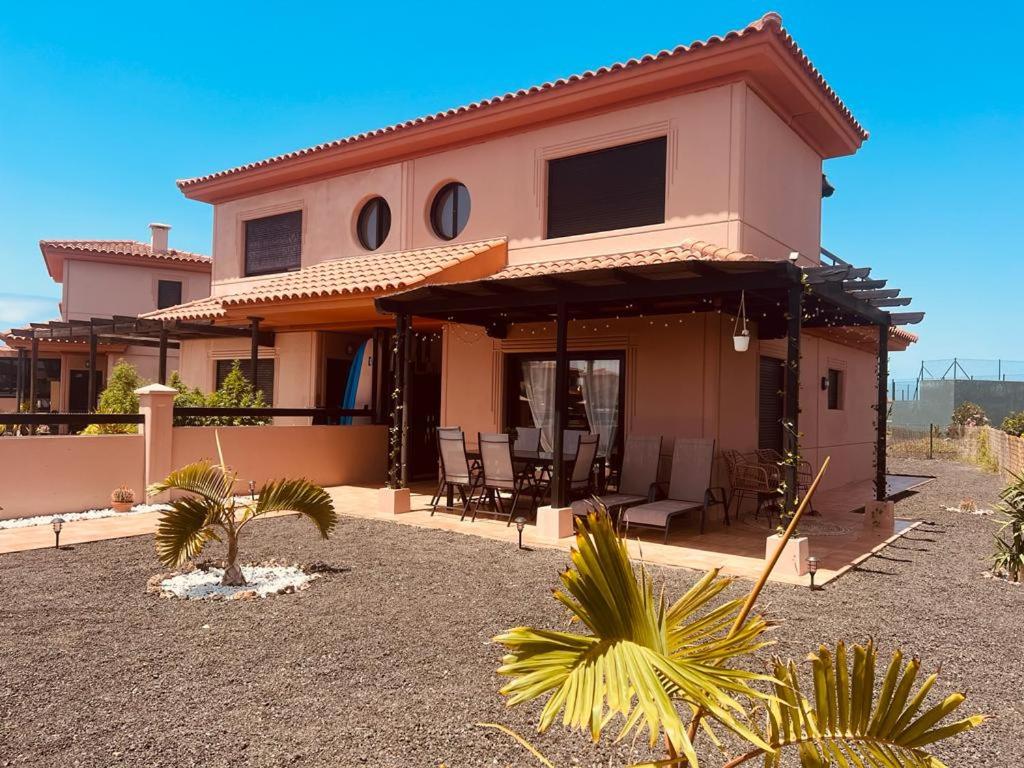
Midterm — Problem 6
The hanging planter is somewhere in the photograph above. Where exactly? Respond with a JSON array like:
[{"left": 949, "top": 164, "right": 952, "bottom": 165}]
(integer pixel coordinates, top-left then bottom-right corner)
[{"left": 733, "top": 290, "right": 750, "bottom": 352}]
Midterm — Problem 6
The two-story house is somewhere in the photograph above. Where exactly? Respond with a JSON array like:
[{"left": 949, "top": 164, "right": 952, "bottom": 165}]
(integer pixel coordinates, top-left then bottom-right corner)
[
  {"left": 147, "top": 13, "right": 920, "bottom": 492},
  {"left": 1, "top": 224, "right": 211, "bottom": 412}
]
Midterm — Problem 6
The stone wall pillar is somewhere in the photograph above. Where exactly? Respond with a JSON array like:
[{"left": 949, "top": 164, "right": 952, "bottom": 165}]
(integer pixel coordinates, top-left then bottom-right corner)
[{"left": 136, "top": 384, "right": 177, "bottom": 502}]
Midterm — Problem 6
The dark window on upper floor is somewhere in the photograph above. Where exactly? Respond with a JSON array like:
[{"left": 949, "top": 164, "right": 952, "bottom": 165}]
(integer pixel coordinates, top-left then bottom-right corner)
[
  {"left": 546, "top": 136, "right": 667, "bottom": 239},
  {"left": 827, "top": 368, "right": 843, "bottom": 410},
  {"left": 245, "top": 211, "right": 302, "bottom": 276},
  {"left": 430, "top": 182, "right": 471, "bottom": 241},
  {"left": 215, "top": 359, "right": 275, "bottom": 404},
  {"left": 357, "top": 197, "right": 392, "bottom": 251},
  {"left": 157, "top": 280, "right": 182, "bottom": 309}
]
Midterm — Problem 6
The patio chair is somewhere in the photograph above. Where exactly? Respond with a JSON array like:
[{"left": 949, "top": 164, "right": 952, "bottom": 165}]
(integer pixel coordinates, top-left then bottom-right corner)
[
  {"left": 513, "top": 426, "right": 542, "bottom": 453},
  {"left": 563, "top": 429, "right": 588, "bottom": 455},
  {"left": 474, "top": 432, "right": 541, "bottom": 524},
  {"left": 755, "top": 448, "right": 816, "bottom": 515},
  {"left": 722, "top": 449, "right": 780, "bottom": 526},
  {"left": 566, "top": 433, "right": 600, "bottom": 499},
  {"left": 621, "top": 438, "right": 726, "bottom": 542},
  {"left": 574, "top": 435, "right": 662, "bottom": 520},
  {"left": 432, "top": 430, "right": 482, "bottom": 518}
]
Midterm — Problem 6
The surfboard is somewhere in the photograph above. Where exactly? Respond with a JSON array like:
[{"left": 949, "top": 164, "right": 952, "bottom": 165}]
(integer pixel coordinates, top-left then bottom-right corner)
[{"left": 340, "top": 339, "right": 373, "bottom": 425}]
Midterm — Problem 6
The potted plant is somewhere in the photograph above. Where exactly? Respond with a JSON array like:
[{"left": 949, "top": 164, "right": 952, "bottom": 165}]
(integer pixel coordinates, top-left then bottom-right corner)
[{"left": 111, "top": 485, "right": 136, "bottom": 513}]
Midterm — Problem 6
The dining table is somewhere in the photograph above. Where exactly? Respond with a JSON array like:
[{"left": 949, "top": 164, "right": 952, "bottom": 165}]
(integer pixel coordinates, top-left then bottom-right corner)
[{"left": 456, "top": 446, "right": 607, "bottom": 509}]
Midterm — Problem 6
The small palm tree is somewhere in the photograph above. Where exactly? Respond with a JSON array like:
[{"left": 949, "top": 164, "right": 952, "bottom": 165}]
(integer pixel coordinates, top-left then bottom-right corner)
[
  {"left": 490, "top": 505, "right": 984, "bottom": 767},
  {"left": 147, "top": 438, "right": 336, "bottom": 586}
]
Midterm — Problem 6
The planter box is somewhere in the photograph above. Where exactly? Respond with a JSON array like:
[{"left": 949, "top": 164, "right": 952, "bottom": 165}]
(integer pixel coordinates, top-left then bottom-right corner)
[
  {"left": 378, "top": 487, "right": 411, "bottom": 515},
  {"left": 863, "top": 500, "right": 895, "bottom": 537},
  {"left": 536, "top": 505, "right": 574, "bottom": 542},
  {"left": 765, "top": 534, "right": 810, "bottom": 577}
]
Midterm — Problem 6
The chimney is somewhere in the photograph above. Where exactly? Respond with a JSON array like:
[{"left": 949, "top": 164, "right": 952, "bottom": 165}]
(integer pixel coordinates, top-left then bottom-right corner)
[{"left": 149, "top": 222, "right": 171, "bottom": 253}]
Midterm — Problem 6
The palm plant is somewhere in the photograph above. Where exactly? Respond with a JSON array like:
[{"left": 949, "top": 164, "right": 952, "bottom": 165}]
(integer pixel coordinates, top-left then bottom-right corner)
[
  {"left": 490, "top": 496, "right": 983, "bottom": 766},
  {"left": 992, "top": 471, "right": 1024, "bottom": 582},
  {"left": 147, "top": 437, "right": 336, "bottom": 586}
]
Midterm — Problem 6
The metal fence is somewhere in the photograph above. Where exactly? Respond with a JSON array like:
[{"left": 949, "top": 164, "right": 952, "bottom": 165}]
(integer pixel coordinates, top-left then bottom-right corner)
[{"left": 891, "top": 358, "right": 1024, "bottom": 401}]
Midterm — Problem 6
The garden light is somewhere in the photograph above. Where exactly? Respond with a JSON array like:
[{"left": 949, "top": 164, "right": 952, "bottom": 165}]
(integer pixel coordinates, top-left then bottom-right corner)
[
  {"left": 52, "top": 516, "right": 64, "bottom": 550},
  {"left": 806, "top": 556, "right": 819, "bottom": 590},
  {"left": 514, "top": 516, "right": 527, "bottom": 549},
  {"left": 248, "top": 480, "right": 256, "bottom": 501}
]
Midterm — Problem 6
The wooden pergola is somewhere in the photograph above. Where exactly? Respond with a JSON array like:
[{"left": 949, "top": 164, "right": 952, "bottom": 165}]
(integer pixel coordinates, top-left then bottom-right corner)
[
  {"left": 4, "top": 316, "right": 275, "bottom": 413},
  {"left": 376, "top": 256, "right": 922, "bottom": 510}
]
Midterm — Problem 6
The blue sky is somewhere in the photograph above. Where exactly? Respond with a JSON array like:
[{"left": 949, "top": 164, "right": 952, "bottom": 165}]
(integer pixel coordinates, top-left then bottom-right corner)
[{"left": 1, "top": 1, "right": 1021, "bottom": 380}]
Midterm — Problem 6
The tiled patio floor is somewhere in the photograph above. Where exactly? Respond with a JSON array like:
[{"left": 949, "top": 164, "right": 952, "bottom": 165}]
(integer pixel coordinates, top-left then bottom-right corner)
[
  {"left": 325, "top": 473, "right": 933, "bottom": 586},
  {"left": 0, "top": 474, "right": 932, "bottom": 586}
]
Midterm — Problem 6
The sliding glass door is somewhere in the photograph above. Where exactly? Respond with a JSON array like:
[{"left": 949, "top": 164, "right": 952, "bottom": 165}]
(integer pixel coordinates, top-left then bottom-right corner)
[{"left": 504, "top": 352, "right": 625, "bottom": 459}]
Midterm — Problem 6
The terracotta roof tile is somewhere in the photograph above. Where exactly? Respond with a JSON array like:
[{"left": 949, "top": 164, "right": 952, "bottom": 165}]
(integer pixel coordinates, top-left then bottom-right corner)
[
  {"left": 146, "top": 238, "right": 506, "bottom": 321},
  {"left": 40, "top": 239, "right": 211, "bottom": 265},
  {"left": 177, "top": 13, "right": 865, "bottom": 192},
  {"left": 492, "top": 240, "right": 753, "bottom": 280}
]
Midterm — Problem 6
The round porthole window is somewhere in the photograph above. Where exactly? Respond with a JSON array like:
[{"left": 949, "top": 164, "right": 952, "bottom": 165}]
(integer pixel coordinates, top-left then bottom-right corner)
[
  {"left": 356, "top": 196, "right": 391, "bottom": 251},
  {"left": 429, "top": 182, "right": 471, "bottom": 241}
]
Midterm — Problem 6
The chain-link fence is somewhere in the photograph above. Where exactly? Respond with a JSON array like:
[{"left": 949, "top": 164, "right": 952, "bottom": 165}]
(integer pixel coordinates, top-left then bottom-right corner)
[{"left": 887, "top": 424, "right": 964, "bottom": 460}]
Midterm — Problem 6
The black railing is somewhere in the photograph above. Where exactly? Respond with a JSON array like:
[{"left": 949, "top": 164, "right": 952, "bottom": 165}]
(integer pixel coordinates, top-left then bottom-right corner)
[
  {"left": 0, "top": 412, "right": 145, "bottom": 426},
  {"left": 172, "top": 407, "right": 373, "bottom": 419}
]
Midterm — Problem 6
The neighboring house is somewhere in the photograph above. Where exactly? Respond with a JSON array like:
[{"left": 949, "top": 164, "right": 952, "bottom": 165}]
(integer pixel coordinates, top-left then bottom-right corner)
[
  {"left": 124, "top": 13, "right": 918, "bottom": 492},
  {"left": 0, "top": 224, "right": 211, "bottom": 412}
]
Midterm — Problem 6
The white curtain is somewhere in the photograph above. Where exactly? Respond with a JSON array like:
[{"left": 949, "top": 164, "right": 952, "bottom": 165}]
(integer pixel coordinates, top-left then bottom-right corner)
[
  {"left": 580, "top": 360, "right": 620, "bottom": 456},
  {"left": 522, "top": 360, "right": 556, "bottom": 451}
]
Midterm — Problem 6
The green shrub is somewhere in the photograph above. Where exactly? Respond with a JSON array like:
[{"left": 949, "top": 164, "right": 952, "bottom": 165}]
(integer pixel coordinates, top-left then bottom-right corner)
[
  {"left": 204, "top": 361, "right": 270, "bottom": 426},
  {"left": 951, "top": 401, "right": 988, "bottom": 428},
  {"left": 1000, "top": 410, "right": 1024, "bottom": 437},
  {"left": 993, "top": 472, "right": 1024, "bottom": 582},
  {"left": 83, "top": 361, "right": 143, "bottom": 434},
  {"left": 168, "top": 371, "right": 208, "bottom": 426}
]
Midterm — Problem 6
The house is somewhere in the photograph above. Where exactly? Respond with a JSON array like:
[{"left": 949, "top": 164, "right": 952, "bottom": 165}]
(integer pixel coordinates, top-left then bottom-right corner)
[
  {"left": 0, "top": 224, "right": 211, "bottom": 413},
  {"left": 14, "top": 13, "right": 922, "bottom": 501}
]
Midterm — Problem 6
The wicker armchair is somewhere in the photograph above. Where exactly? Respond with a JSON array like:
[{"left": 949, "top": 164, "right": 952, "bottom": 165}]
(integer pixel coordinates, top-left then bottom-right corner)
[{"left": 721, "top": 449, "right": 781, "bottom": 527}]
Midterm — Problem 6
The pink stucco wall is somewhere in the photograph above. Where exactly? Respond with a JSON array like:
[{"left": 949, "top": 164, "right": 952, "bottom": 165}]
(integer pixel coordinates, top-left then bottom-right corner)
[
  {"left": 0, "top": 434, "right": 145, "bottom": 519},
  {"left": 170, "top": 424, "right": 387, "bottom": 491},
  {"left": 441, "top": 317, "right": 875, "bottom": 492},
  {"left": 205, "top": 83, "right": 821, "bottom": 293}
]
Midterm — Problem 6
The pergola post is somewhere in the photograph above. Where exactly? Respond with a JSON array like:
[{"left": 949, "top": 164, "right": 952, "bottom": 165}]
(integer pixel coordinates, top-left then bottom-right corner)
[
  {"left": 87, "top": 329, "right": 98, "bottom": 410},
  {"left": 15, "top": 348, "right": 26, "bottom": 412},
  {"left": 248, "top": 317, "right": 262, "bottom": 389},
  {"left": 400, "top": 314, "right": 412, "bottom": 488},
  {"left": 28, "top": 335, "right": 38, "bottom": 414},
  {"left": 157, "top": 326, "right": 169, "bottom": 386},
  {"left": 782, "top": 285, "right": 802, "bottom": 518},
  {"left": 876, "top": 319, "right": 889, "bottom": 501},
  {"left": 551, "top": 302, "right": 569, "bottom": 507}
]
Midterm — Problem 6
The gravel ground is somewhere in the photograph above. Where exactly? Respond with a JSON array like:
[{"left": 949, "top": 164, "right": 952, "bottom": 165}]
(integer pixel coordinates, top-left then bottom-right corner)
[{"left": 0, "top": 458, "right": 1019, "bottom": 767}]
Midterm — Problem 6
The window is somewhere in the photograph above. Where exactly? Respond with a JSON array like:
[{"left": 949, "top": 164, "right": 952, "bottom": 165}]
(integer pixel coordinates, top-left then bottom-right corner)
[
  {"left": 827, "top": 369, "right": 843, "bottom": 410},
  {"left": 546, "top": 136, "right": 667, "bottom": 239},
  {"left": 430, "top": 182, "right": 471, "bottom": 240},
  {"left": 245, "top": 211, "right": 302, "bottom": 276},
  {"left": 215, "top": 359, "right": 275, "bottom": 403},
  {"left": 157, "top": 280, "right": 182, "bottom": 309},
  {"left": 356, "top": 197, "right": 391, "bottom": 251},
  {"left": 504, "top": 352, "right": 624, "bottom": 460},
  {"left": 0, "top": 358, "right": 17, "bottom": 397}
]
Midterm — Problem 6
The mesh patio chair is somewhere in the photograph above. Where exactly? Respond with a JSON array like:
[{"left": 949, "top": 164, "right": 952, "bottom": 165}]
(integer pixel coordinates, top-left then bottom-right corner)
[
  {"left": 474, "top": 432, "right": 541, "bottom": 524},
  {"left": 566, "top": 433, "right": 600, "bottom": 499},
  {"left": 432, "top": 430, "right": 483, "bottom": 518},
  {"left": 621, "top": 438, "right": 727, "bottom": 542},
  {"left": 722, "top": 449, "right": 781, "bottom": 527},
  {"left": 513, "top": 427, "right": 542, "bottom": 453},
  {"left": 755, "top": 448, "right": 816, "bottom": 515},
  {"left": 575, "top": 435, "right": 662, "bottom": 520},
  {"left": 563, "top": 429, "right": 588, "bottom": 455}
]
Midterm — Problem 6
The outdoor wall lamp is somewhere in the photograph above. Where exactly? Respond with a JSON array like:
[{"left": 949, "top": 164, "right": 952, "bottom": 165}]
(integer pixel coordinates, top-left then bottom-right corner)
[
  {"left": 732, "top": 290, "right": 750, "bottom": 352},
  {"left": 514, "top": 516, "right": 527, "bottom": 549},
  {"left": 806, "top": 556, "right": 819, "bottom": 590},
  {"left": 52, "top": 516, "right": 64, "bottom": 550}
]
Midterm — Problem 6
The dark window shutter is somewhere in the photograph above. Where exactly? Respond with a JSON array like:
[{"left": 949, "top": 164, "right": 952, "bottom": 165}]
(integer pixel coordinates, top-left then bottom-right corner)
[
  {"left": 157, "top": 280, "right": 182, "bottom": 309},
  {"left": 215, "top": 359, "right": 275, "bottom": 403},
  {"left": 546, "top": 136, "right": 667, "bottom": 239},
  {"left": 758, "top": 356, "right": 785, "bottom": 452},
  {"left": 245, "top": 211, "right": 302, "bottom": 276}
]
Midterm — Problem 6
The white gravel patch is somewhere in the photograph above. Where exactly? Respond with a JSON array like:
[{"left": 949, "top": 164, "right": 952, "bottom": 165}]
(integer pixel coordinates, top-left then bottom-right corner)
[
  {"left": 0, "top": 504, "right": 171, "bottom": 530},
  {"left": 158, "top": 565, "right": 316, "bottom": 600}
]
